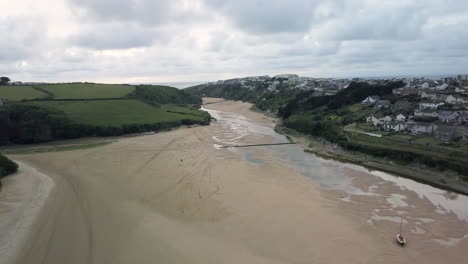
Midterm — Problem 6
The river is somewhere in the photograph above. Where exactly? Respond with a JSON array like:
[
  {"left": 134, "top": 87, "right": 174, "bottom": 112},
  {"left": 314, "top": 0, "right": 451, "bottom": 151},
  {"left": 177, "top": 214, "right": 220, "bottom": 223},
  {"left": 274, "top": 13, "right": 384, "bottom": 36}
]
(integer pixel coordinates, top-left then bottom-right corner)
[{"left": 203, "top": 104, "right": 468, "bottom": 247}]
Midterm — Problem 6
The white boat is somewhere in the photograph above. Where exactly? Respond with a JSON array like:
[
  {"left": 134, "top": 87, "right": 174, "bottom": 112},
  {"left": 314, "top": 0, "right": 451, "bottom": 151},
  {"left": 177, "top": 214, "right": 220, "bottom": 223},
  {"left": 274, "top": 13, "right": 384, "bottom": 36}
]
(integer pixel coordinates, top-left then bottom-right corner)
[
  {"left": 396, "top": 233, "right": 406, "bottom": 246},
  {"left": 396, "top": 217, "right": 407, "bottom": 246}
]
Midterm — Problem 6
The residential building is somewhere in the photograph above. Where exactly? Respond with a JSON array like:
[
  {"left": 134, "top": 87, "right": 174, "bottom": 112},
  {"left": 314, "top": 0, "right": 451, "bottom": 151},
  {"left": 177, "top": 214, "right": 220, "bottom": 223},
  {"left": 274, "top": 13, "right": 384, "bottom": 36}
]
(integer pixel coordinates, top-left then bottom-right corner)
[
  {"left": 374, "top": 100, "right": 391, "bottom": 109},
  {"left": 366, "top": 115, "right": 392, "bottom": 126},
  {"left": 455, "top": 87, "right": 466, "bottom": 93},
  {"left": 458, "top": 112, "right": 468, "bottom": 124},
  {"left": 414, "top": 109, "right": 438, "bottom": 118},
  {"left": 383, "top": 121, "right": 407, "bottom": 132},
  {"left": 434, "top": 126, "right": 462, "bottom": 141},
  {"left": 362, "top": 96, "right": 380, "bottom": 105},
  {"left": 396, "top": 114, "right": 407, "bottom": 121},
  {"left": 393, "top": 87, "right": 418, "bottom": 95},
  {"left": 419, "top": 100, "right": 444, "bottom": 110},
  {"left": 421, "top": 91, "right": 438, "bottom": 100},
  {"left": 455, "top": 96, "right": 468, "bottom": 104},
  {"left": 406, "top": 122, "right": 436, "bottom": 135},
  {"left": 436, "top": 83, "right": 449, "bottom": 91},
  {"left": 393, "top": 99, "right": 412, "bottom": 111},
  {"left": 446, "top": 95, "right": 457, "bottom": 104},
  {"left": 438, "top": 111, "right": 459, "bottom": 123}
]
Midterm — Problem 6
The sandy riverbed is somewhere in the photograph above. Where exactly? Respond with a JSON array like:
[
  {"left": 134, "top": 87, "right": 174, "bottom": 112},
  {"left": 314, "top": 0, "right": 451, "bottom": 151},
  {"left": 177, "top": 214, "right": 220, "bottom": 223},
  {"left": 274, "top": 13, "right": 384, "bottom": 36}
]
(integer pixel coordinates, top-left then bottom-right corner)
[{"left": 2, "top": 98, "right": 467, "bottom": 263}]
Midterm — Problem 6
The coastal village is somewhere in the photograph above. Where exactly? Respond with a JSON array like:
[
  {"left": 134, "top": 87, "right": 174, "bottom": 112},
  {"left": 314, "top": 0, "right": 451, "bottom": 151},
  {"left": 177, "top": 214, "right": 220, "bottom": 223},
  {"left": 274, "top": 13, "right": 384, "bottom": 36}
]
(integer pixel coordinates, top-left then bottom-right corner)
[
  {"left": 359, "top": 75, "right": 468, "bottom": 143},
  {"left": 209, "top": 74, "right": 468, "bottom": 145}
]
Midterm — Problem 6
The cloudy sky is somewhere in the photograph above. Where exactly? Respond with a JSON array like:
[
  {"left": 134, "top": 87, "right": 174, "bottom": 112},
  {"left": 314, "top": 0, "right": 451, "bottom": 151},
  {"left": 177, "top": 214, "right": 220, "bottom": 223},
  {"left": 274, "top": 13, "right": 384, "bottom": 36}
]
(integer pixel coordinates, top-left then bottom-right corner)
[{"left": 2, "top": 0, "right": 468, "bottom": 83}]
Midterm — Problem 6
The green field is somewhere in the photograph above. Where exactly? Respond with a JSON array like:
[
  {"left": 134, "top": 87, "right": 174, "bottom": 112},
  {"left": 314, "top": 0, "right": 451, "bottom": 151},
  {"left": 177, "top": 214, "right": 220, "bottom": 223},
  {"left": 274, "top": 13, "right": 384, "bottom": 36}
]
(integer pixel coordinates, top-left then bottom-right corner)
[
  {"left": 37, "top": 83, "right": 135, "bottom": 99},
  {"left": 29, "top": 100, "right": 206, "bottom": 126},
  {"left": 0, "top": 86, "right": 48, "bottom": 101}
]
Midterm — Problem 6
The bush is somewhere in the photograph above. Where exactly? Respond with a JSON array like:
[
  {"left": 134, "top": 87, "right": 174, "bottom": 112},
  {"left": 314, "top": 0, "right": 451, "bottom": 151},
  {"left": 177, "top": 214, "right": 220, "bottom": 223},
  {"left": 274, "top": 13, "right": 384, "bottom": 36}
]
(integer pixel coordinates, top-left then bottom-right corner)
[{"left": 0, "top": 154, "right": 18, "bottom": 178}]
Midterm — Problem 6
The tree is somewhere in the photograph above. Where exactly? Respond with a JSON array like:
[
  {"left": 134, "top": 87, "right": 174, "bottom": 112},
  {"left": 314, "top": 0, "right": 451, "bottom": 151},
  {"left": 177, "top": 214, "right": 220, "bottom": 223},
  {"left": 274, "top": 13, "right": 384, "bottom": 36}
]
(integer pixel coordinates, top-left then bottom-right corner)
[{"left": 0, "top": 77, "right": 11, "bottom": 85}]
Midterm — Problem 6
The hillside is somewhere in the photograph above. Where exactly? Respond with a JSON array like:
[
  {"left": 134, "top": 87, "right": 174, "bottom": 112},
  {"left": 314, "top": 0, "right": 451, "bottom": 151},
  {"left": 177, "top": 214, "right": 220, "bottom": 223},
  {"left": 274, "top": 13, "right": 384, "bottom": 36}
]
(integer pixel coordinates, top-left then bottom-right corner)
[
  {"left": 187, "top": 78, "right": 468, "bottom": 180},
  {"left": 0, "top": 83, "right": 209, "bottom": 145}
]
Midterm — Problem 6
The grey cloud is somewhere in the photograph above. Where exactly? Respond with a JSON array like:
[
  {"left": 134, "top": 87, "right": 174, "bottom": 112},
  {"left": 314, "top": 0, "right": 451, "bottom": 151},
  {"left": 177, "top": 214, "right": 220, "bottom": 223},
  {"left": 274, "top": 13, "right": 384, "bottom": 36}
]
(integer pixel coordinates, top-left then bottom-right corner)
[
  {"left": 204, "top": 0, "right": 324, "bottom": 34},
  {"left": 67, "top": 0, "right": 173, "bottom": 25},
  {"left": 0, "top": 16, "right": 45, "bottom": 62},
  {"left": 69, "top": 23, "right": 162, "bottom": 50}
]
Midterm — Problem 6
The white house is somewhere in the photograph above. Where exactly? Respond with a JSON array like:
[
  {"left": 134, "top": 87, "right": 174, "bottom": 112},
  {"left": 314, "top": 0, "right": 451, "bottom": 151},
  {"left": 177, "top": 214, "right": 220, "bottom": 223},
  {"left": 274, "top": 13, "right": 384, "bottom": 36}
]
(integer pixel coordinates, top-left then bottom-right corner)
[
  {"left": 366, "top": 115, "right": 392, "bottom": 126},
  {"left": 436, "top": 83, "right": 449, "bottom": 91},
  {"left": 396, "top": 114, "right": 407, "bottom": 121},
  {"left": 455, "top": 96, "right": 468, "bottom": 104},
  {"left": 362, "top": 96, "right": 380, "bottom": 105},
  {"left": 383, "top": 121, "right": 407, "bottom": 132},
  {"left": 421, "top": 92, "right": 438, "bottom": 100},
  {"left": 420, "top": 82, "right": 429, "bottom": 89},
  {"left": 455, "top": 87, "right": 465, "bottom": 93},
  {"left": 419, "top": 100, "right": 444, "bottom": 110},
  {"left": 446, "top": 95, "right": 457, "bottom": 104}
]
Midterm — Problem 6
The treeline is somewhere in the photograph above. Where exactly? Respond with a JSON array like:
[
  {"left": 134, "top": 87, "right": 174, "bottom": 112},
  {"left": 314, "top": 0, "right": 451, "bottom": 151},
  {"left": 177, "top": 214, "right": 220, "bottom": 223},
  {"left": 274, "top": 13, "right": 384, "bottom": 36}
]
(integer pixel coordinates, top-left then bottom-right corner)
[
  {"left": 0, "top": 153, "right": 18, "bottom": 178},
  {"left": 326, "top": 81, "right": 404, "bottom": 109},
  {"left": 131, "top": 85, "right": 202, "bottom": 106},
  {"left": 0, "top": 103, "right": 210, "bottom": 145}
]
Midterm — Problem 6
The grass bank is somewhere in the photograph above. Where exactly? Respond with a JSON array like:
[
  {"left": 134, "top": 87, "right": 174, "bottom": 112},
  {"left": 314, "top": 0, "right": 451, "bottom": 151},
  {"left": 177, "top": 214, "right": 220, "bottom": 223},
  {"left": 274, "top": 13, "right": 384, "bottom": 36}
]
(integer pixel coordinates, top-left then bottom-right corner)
[{"left": 275, "top": 125, "right": 468, "bottom": 195}]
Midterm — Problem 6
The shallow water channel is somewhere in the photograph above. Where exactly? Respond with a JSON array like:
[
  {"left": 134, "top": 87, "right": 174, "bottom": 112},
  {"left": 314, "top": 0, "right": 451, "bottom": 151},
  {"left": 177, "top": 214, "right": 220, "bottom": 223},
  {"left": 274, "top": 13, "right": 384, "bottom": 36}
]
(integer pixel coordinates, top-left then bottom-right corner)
[{"left": 203, "top": 107, "right": 468, "bottom": 225}]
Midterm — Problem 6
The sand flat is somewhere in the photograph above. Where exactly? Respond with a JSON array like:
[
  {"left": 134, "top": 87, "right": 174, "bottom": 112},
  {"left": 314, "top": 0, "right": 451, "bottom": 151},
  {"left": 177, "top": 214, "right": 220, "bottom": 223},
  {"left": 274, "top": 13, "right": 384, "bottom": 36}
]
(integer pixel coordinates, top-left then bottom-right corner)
[{"left": 2, "top": 98, "right": 468, "bottom": 263}]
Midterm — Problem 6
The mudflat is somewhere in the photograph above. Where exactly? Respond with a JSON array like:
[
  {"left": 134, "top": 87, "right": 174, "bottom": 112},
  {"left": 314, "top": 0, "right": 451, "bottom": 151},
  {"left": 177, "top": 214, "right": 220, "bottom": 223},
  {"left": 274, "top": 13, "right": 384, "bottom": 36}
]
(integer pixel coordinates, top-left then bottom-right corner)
[{"left": 3, "top": 98, "right": 467, "bottom": 264}]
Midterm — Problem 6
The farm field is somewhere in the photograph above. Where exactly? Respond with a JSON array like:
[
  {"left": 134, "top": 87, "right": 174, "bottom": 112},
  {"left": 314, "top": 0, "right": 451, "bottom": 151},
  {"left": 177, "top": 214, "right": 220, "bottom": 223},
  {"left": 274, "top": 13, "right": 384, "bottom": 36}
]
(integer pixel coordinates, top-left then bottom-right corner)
[
  {"left": 0, "top": 86, "right": 48, "bottom": 101},
  {"left": 29, "top": 99, "right": 206, "bottom": 126},
  {"left": 37, "top": 83, "right": 135, "bottom": 99}
]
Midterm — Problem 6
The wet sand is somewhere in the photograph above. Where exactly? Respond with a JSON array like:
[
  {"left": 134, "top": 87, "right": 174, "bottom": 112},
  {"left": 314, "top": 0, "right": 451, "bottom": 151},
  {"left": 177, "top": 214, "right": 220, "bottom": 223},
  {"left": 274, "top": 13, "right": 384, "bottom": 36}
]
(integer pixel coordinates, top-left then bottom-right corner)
[{"left": 2, "top": 98, "right": 467, "bottom": 263}]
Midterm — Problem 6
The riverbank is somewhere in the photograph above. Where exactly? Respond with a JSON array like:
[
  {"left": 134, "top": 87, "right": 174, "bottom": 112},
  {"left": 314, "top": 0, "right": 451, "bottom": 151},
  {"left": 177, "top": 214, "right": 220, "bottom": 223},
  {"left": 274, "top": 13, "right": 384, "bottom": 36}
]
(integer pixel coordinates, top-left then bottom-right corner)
[
  {"left": 275, "top": 125, "right": 468, "bottom": 195},
  {"left": 0, "top": 162, "right": 54, "bottom": 264}
]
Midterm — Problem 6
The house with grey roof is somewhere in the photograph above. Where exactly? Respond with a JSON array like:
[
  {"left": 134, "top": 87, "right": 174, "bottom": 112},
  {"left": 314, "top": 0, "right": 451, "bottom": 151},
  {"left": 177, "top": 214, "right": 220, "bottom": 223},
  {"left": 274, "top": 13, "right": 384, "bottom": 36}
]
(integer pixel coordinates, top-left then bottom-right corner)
[
  {"left": 458, "top": 112, "right": 468, "bottom": 124},
  {"left": 406, "top": 122, "right": 437, "bottom": 135},
  {"left": 434, "top": 126, "right": 462, "bottom": 141},
  {"left": 438, "top": 111, "right": 459, "bottom": 123},
  {"left": 393, "top": 99, "right": 411, "bottom": 111},
  {"left": 374, "top": 100, "right": 391, "bottom": 109},
  {"left": 414, "top": 109, "right": 438, "bottom": 118}
]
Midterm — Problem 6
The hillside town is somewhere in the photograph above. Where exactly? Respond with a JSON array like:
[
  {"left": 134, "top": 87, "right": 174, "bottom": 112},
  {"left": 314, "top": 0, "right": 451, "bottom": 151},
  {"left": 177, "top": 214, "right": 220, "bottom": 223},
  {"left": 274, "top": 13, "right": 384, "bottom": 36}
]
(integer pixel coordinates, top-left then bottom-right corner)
[
  {"left": 208, "top": 74, "right": 468, "bottom": 144},
  {"left": 359, "top": 75, "right": 468, "bottom": 143}
]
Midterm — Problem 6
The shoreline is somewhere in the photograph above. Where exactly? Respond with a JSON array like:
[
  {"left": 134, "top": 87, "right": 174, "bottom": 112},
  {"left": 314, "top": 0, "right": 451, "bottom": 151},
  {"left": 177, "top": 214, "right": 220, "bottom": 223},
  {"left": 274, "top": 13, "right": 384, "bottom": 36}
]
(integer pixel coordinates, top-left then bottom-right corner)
[
  {"left": 0, "top": 161, "right": 55, "bottom": 264},
  {"left": 274, "top": 125, "right": 468, "bottom": 196}
]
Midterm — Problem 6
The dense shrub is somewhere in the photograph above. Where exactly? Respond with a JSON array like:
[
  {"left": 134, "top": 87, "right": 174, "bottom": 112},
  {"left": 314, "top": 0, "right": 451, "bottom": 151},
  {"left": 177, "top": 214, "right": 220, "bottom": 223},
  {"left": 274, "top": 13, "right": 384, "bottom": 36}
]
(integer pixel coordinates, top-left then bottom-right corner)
[
  {"left": 0, "top": 154, "right": 18, "bottom": 178},
  {"left": 341, "top": 142, "right": 468, "bottom": 176}
]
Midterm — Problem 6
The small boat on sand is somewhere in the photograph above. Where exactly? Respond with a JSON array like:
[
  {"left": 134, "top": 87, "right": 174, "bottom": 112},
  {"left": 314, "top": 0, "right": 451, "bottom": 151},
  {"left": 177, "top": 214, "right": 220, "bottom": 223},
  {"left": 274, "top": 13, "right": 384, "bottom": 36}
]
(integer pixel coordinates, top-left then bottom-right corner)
[
  {"left": 396, "top": 217, "right": 407, "bottom": 246},
  {"left": 396, "top": 233, "right": 406, "bottom": 246}
]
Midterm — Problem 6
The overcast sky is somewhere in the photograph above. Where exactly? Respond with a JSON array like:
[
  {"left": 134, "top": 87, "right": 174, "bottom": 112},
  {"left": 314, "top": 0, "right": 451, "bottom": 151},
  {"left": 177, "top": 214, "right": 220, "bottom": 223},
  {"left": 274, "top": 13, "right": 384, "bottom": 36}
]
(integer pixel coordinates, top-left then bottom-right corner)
[{"left": 2, "top": 0, "right": 468, "bottom": 83}]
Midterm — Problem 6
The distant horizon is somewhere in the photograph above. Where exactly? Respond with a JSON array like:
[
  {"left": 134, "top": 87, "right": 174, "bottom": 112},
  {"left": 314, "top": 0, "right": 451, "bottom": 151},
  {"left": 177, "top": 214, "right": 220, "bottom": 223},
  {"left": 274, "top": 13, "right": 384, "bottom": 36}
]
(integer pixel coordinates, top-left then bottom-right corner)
[{"left": 8, "top": 72, "right": 465, "bottom": 89}]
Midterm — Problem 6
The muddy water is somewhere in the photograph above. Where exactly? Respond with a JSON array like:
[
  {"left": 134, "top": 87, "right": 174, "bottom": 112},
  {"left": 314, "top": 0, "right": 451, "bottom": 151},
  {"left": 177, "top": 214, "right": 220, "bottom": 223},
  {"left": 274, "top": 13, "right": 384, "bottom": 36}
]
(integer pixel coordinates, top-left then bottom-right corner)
[{"left": 203, "top": 106, "right": 468, "bottom": 248}]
